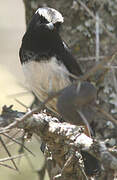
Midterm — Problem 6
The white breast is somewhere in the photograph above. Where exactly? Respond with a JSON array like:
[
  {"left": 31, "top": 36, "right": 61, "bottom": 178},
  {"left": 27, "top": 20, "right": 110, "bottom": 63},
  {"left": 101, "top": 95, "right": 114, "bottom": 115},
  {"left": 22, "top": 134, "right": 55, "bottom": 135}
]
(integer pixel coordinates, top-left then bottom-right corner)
[{"left": 22, "top": 57, "right": 71, "bottom": 113}]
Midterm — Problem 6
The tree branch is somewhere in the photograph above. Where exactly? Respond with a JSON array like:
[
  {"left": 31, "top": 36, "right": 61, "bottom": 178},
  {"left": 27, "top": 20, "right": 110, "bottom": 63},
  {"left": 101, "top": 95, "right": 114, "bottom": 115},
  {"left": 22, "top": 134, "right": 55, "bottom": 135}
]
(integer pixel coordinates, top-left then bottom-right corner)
[{"left": 0, "top": 106, "right": 117, "bottom": 179}]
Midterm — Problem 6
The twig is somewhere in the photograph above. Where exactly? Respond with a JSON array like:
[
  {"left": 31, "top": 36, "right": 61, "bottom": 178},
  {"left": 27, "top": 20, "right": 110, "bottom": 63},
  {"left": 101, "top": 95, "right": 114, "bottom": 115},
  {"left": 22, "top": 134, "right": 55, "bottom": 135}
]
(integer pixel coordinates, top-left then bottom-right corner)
[
  {"left": 0, "top": 130, "right": 20, "bottom": 148},
  {"left": 0, "top": 154, "right": 24, "bottom": 163},
  {"left": 111, "top": 68, "right": 117, "bottom": 94},
  {"left": 15, "top": 98, "right": 28, "bottom": 109},
  {"left": 2, "top": 133, "right": 35, "bottom": 157},
  {"left": 0, "top": 163, "right": 19, "bottom": 171},
  {"left": 105, "top": 65, "right": 117, "bottom": 69},
  {"left": 96, "top": 68, "right": 109, "bottom": 86},
  {"left": 7, "top": 91, "right": 30, "bottom": 98},
  {"left": 78, "top": 56, "right": 105, "bottom": 61},
  {"left": 95, "top": 12, "right": 100, "bottom": 62},
  {"left": 0, "top": 136, "right": 19, "bottom": 171}
]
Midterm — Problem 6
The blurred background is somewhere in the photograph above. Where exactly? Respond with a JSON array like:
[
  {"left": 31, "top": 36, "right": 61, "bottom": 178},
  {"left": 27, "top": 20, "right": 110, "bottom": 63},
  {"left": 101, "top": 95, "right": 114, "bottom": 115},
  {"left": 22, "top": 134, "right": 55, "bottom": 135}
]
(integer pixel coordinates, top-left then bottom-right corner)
[
  {"left": 0, "top": 1, "right": 47, "bottom": 179},
  {"left": 0, "top": 0, "right": 34, "bottom": 112}
]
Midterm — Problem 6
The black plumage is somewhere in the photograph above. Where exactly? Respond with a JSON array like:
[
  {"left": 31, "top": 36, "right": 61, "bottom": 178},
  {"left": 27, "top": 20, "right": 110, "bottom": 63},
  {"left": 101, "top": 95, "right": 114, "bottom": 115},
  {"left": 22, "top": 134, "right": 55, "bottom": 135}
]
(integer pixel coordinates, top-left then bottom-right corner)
[
  {"left": 19, "top": 7, "right": 82, "bottom": 114},
  {"left": 19, "top": 8, "right": 82, "bottom": 76}
]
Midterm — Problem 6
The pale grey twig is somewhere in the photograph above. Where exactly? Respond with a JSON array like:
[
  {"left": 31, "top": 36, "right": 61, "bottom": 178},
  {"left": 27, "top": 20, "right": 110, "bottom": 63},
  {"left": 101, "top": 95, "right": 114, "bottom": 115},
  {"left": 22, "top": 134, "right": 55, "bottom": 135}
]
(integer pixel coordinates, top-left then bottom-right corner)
[
  {"left": 15, "top": 98, "right": 29, "bottom": 109},
  {"left": 78, "top": 56, "right": 105, "bottom": 61},
  {"left": 7, "top": 91, "right": 30, "bottom": 98},
  {"left": 104, "top": 65, "right": 117, "bottom": 69},
  {"left": 0, "top": 154, "right": 24, "bottom": 163},
  {"left": 95, "top": 13, "right": 100, "bottom": 62},
  {"left": 111, "top": 68, "right": 117, "bottom": 94}
]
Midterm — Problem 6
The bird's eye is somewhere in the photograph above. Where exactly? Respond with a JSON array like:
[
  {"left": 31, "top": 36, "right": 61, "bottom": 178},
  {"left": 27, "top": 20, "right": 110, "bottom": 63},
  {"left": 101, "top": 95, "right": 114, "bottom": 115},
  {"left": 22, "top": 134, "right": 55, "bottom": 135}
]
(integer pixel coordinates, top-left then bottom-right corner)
[{"left": 40, "top": 15, "right": 49, "bottom": 24}]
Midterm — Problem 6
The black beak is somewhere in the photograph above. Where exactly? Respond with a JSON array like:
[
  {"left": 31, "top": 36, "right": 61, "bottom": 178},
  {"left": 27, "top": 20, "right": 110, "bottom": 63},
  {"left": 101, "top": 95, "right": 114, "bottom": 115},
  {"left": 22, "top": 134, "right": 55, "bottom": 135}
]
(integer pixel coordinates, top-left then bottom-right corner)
[{"left": 46, "top": 22, "right": 54, "bottom": 30}]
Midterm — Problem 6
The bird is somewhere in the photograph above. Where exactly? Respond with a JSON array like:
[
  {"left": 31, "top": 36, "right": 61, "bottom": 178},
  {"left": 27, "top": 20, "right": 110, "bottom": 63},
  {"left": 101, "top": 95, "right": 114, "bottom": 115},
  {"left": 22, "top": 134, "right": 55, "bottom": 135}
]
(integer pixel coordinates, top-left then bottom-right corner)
[
  {"left": 19, "top": 7, "right": 101, "bottom": 176},
  {"left": 19, "top": 7, "right": 82, "bottom": 116},
  {"left": 19, "top": 6, "right": 98, "bottom": 135}
]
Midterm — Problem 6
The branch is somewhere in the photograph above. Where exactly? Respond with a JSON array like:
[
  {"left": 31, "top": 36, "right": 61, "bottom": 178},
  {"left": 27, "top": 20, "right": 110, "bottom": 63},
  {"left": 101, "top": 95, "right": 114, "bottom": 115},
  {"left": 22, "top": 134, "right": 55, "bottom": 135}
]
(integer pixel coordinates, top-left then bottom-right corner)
[{"left": 0, "top": 106, "right": 117, "bottom": 179}]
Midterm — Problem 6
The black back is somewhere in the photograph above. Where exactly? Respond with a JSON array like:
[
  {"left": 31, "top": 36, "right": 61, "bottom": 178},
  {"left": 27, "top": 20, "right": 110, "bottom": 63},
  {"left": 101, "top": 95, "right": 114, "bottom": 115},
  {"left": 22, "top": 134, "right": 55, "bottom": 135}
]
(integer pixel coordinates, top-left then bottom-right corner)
[{"left": 19, "top": 12, "right": 83, "bottom": 77}]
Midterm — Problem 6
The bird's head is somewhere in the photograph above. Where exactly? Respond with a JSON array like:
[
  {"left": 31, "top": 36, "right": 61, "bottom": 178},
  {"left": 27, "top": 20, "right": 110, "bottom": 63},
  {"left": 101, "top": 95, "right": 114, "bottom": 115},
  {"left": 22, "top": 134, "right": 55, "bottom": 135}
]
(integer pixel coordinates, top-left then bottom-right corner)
[
  {"left": 36, "top": 7, "right": 63, "bottom": 29},
  {"left": 27, "top": 7, "right": 64, "bottom": 33},
  {"left": 21, "top": 7, "right": 64, "bottom": 55}
]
